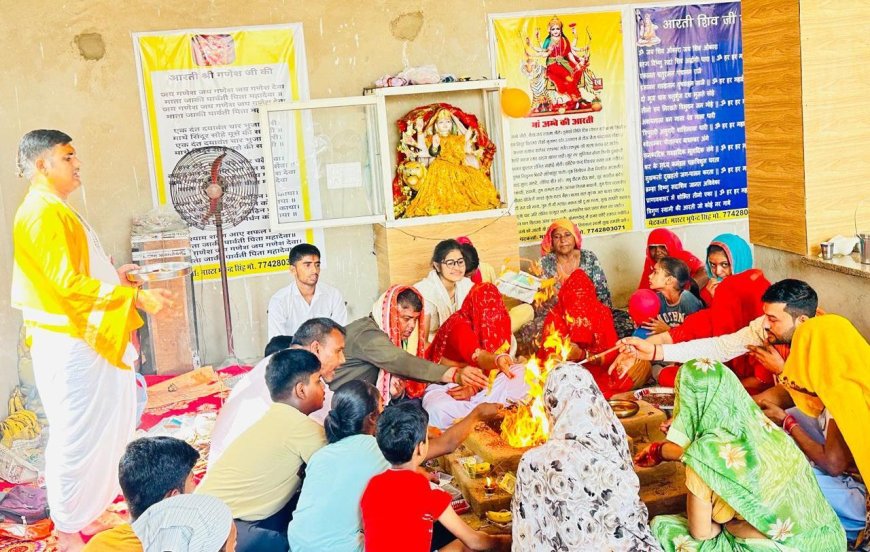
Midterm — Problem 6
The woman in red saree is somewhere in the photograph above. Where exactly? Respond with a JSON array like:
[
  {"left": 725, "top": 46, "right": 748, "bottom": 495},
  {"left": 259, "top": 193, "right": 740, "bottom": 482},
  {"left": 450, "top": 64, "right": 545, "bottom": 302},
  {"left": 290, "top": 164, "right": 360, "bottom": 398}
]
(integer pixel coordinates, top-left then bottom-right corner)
[
  {"left": 537, "top": 270, "right": 633, "bottom": 396},
  {"left": 651, "top": 234, "right": 773, "bottom": 392},
  {"left": 421, "top": 283, "right": 527, "bottom": 429},
  {"left": 637, "top": 228, "right": 706, "bottom": 293}
]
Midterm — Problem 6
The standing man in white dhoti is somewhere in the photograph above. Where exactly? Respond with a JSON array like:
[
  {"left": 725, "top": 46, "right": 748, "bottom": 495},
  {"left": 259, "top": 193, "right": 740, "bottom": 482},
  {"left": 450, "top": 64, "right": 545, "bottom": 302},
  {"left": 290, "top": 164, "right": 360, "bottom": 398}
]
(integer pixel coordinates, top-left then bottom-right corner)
[{"left": 11, "top": 130, "right": 172, "bottom": 551}]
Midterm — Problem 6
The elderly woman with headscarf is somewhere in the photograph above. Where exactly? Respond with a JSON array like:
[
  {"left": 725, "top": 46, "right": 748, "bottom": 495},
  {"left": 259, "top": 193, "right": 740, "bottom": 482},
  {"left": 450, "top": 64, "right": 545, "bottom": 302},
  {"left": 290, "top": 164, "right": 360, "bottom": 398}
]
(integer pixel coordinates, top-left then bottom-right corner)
[
  {"left": 132, "top": 494, "right": 236, "bottom": 552},
  {"left": 637, "top": 358, "right": 844, "bottom": 551},
  {"left": 512, "top": 362, "right": 662, "bottom": 551},
  {"left": 516, "top": 219, "right": 631, "bottom": 355},
  {"left": 421, "top": 283, "right": 527, "bottom": 429}
]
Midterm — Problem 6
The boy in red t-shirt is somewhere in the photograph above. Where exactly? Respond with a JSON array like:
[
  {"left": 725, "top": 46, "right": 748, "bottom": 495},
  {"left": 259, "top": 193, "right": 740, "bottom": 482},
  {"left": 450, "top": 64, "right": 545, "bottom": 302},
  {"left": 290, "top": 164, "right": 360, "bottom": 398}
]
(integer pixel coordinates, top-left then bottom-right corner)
[{"left": 361, "top": 402, "right": 509, "bottom": 551}]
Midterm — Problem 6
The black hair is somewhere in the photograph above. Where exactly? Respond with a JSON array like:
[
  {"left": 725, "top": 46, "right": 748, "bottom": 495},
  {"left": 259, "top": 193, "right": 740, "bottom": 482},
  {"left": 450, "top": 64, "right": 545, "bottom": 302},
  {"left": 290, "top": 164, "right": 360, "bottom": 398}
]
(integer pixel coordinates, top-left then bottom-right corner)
[
  {"left": 265, "top": 348, "right": 321, "bottom": 401},
  {"left": 459, "top": 242, "right": 480, "bottom": 276},
  {"left": 264, "top": 335, "right": 294, "bottom": 357},
  {"left": 396, "top": 288, "right": 423, "bottom": 312},
  {"left": 288, "top": 243, "right": 321, "bottom": 265},
  {"left": 431, "top": 239, "right": 462, "bottom": 265},
  {"left": 291, "top": 317, "right": 346, "bottom": 347},
  {"left": 657, "top": 256, "right": 700, "bottom": 297},
  {"left": 707, "top": 244, "right": 727, "bottom": 257},
  {"left": 761, "top": 279, "right": 818, "bottom": 318},
  {"left": 323, "top": 380, "right": 380, "bottom": 444},
  {"left": 376, "top": 401, "right": 429, "bottom": 465},
  {"left": 118, "top": 436, "right": 199, "bottom": 520},
  {"left": 16, "top": 129, "right": 73, "bottom": 179}
]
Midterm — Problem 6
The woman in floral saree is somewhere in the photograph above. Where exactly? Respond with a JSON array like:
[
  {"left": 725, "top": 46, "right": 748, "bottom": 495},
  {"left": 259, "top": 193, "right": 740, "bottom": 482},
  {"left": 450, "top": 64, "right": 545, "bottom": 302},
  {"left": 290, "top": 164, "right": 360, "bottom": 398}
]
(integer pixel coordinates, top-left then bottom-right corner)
[
  {"left": 512, "top": 362, "right": 662, "bottom": 551},
  {"left": 639, "top": 358, "right": 844, "bottom": 551}
]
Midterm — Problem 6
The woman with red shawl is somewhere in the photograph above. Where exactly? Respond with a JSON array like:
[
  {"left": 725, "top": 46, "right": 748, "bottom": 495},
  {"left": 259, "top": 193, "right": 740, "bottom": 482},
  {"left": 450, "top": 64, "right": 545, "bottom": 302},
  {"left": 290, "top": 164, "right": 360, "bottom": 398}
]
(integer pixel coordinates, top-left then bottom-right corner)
[
  {"left": 516, "top": 219, "right": 632, "bottom": 355},
  {"left": 421, "top": 283, "right": 528, "bottom": 429},
  {"left": 638, "top": 228, "right": 707, "bottom": 293},
  {"left": 644, "top": 234, "right": 773, "bottom": 392},
  {"left": 537, "top": 270, "right": 633, "bottom": 397}
]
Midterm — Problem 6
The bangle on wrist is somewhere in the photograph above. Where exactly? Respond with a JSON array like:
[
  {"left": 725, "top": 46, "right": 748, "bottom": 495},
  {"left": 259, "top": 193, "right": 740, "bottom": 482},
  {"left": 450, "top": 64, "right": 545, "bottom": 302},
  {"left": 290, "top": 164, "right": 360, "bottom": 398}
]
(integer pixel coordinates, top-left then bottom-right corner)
[
  {"left": 452, "top": 368, "right": 462, "bottom": 385},
  {"left": 494, "top": 353, "right": 511, "bottom": 367},
  {"left": 782, "top": 414, "right": 798, "bottom": 435},
  {"left": 653, "top": 344, "right": 661, "bottom": 362}
]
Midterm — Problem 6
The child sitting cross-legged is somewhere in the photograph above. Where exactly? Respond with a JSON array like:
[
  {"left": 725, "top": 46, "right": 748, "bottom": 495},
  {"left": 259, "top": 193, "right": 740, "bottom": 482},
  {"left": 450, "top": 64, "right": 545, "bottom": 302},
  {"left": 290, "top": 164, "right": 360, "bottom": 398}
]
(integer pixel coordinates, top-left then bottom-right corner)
[{"left": 361, "top": 402, "right": 510, "bottom": 552}]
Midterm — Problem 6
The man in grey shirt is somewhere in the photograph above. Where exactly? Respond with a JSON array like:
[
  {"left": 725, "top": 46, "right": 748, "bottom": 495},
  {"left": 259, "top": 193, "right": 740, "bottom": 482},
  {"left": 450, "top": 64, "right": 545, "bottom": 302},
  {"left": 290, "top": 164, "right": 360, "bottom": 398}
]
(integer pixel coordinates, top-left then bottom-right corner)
[{"left": 332, "top": 287, "right": 487, "bottom": 396}]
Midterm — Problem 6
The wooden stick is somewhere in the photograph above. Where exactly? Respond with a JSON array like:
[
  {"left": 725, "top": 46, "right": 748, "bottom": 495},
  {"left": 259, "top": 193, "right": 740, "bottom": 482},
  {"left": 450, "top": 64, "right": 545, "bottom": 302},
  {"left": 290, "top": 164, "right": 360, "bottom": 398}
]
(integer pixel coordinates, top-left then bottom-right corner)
[{"left": 577, "top": 344, "right": 621, "bottom": 366}]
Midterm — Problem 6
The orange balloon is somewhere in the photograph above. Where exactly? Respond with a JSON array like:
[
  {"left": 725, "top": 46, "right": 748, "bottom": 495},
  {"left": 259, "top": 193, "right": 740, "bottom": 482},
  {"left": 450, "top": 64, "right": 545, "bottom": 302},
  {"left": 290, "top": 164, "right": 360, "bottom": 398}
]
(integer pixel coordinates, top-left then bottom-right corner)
[{"left": 501, "top": 88, "right": 531, "bottom": 118}]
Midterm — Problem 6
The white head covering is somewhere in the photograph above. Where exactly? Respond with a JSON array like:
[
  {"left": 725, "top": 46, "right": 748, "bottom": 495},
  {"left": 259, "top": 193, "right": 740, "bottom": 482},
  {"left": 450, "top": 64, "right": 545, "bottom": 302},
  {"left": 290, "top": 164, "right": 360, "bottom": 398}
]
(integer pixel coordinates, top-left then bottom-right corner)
[
  {"left": 512, "top": 363, "right": 662, "bottom": 551},
  {"left": 132, "top": 494, "right": 234, "bottom": 552}
]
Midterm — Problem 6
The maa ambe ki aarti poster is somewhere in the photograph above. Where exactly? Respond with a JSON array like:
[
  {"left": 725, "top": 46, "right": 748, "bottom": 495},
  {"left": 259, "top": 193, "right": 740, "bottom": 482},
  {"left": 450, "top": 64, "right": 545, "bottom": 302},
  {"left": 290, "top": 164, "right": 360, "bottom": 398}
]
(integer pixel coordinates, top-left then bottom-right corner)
[{"left": 491, "top": 10, "right": 634, "bottom": 244}]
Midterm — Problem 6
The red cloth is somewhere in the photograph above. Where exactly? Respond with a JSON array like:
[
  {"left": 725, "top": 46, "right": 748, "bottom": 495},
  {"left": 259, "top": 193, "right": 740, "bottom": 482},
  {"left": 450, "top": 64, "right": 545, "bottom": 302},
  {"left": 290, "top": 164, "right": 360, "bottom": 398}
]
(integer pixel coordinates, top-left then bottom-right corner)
[
  {"left": 638, "top": 229, "right": 704, "bottom": 290},
  {"left": 378, "top": 286, "right": 429, "bottom": 399},
  {"left": 539, "top": 219, "right": 582, "bottom": 256},
  {"left": 425, "top": 283, "right": 511, "bottom": 368},
  {"left": 138, "top": 365, "right": 251, "bottom": 431},
  {"left": 361, "top": 469, "right": 452, "bottom": 552},
  {"left": 545, "top": 37, "right": 583, "bottom": 99},
  {"left": 670, "top": 269, "right": 771, "bottom": 379},
  {"left": 537, "top": 270, "right": 629, "bottom": 396}
]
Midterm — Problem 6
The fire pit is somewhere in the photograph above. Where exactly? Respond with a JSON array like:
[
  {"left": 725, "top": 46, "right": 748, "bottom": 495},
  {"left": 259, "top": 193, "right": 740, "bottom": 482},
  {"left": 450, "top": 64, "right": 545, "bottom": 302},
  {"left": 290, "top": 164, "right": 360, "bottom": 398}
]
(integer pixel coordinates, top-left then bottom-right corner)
[
  {"left": 443, "top": 336, "right": 686, "bottom": 518},
  {"left": 445, "top": 398, "right": 686, "bottom": 517}
]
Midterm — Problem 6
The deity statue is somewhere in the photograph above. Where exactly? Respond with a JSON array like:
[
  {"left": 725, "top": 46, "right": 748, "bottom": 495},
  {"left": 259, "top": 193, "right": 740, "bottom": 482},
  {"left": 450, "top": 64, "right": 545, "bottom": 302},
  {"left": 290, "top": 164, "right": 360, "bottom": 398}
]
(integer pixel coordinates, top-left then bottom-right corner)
[{"left": 393, "top": 104, "right": 500, "bottom": 218}]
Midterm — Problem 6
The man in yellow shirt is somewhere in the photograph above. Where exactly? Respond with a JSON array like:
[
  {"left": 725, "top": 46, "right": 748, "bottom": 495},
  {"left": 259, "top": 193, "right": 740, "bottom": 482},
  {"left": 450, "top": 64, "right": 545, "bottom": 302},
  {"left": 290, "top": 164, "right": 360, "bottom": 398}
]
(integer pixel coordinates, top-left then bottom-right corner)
[
  {"left": 196, "top": 349, "right": 327, "bottom": 552},
  {"left": 83, "top": 436, "right": 199, "bottom": 551},
  {"left": 11, "top": 130, "right": 172, "bottom": 550}
]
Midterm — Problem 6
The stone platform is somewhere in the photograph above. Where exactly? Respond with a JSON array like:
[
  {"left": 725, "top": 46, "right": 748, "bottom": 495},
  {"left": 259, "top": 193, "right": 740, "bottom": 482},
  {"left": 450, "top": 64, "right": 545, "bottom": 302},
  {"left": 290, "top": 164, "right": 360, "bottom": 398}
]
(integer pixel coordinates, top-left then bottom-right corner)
[{"left": 446, "top": 399, "right": 686, "bottom": 519}]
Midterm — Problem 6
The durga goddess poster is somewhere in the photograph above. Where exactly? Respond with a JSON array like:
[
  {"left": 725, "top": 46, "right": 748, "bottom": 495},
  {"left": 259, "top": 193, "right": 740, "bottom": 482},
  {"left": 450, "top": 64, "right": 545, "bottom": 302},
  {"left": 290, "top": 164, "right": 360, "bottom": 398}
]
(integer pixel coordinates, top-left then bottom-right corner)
[{"left": 491, "top": 11, "right": 625, "bottom": 117}]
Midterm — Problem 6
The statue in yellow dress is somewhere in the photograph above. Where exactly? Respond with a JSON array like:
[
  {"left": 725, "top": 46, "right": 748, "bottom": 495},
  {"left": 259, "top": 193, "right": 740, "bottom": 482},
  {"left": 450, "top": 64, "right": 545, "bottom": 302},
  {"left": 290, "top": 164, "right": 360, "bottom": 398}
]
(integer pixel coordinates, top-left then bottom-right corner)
[{"left": 394, "top": 104, "right": 500, "bottom": 218}]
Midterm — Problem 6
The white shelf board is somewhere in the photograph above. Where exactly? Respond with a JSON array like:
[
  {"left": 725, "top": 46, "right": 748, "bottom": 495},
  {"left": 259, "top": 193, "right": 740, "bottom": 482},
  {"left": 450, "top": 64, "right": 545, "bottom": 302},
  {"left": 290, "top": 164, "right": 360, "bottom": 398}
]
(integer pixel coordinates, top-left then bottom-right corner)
[{"left": 364, "top": 79, "right": 505, "bottom": 97}]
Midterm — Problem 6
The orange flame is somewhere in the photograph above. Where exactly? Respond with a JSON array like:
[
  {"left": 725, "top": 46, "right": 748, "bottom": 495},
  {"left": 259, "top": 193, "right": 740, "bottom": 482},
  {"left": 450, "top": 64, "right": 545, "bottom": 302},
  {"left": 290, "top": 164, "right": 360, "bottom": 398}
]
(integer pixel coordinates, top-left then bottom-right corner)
[
  {"left": 500, "top": 330, "right": 572, "bottom": 448},
  {"left": 533, "top": 277, "right": 558, "bottom": 307},
  {"left": 497, "top": 257, "right": 544, "bottom": 278}
]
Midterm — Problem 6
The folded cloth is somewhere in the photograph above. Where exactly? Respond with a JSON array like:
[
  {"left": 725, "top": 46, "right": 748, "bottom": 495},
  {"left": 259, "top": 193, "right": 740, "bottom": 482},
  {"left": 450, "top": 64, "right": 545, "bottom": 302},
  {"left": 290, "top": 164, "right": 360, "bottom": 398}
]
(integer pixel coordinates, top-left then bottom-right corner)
[{"left": 826, "top": 235, "right": 859, "bottom": 256}]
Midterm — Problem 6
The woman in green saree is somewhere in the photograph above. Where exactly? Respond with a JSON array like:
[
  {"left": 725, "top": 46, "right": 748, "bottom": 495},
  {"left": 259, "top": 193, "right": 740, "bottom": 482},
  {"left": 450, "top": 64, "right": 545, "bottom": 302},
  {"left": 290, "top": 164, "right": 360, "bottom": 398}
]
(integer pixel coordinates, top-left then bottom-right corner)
[{"left": 635, "top": 358, "right": 844, "bottom": 551}]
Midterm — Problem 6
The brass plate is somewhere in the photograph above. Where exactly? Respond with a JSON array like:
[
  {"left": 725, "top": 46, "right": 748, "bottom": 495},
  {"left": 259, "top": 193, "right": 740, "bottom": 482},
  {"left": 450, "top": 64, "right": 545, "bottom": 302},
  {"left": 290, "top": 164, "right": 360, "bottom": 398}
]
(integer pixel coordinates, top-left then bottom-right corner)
[{"left": 608, "top": 399, "right": 640, "bottom": 419}]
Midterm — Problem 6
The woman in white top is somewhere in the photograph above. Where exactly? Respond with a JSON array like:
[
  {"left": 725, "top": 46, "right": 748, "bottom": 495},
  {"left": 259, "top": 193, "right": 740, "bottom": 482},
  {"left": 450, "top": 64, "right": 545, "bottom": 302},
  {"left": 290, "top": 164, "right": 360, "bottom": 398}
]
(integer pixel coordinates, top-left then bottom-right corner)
[{"left": 413, "top": 239, "right": 473, "bottom": 348}]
